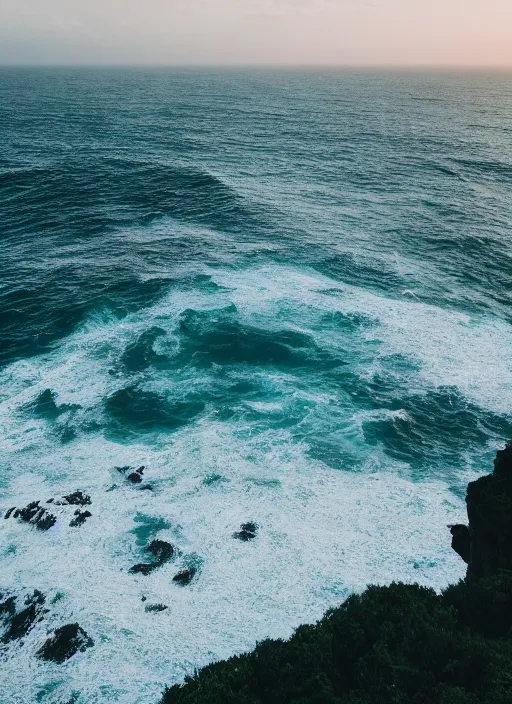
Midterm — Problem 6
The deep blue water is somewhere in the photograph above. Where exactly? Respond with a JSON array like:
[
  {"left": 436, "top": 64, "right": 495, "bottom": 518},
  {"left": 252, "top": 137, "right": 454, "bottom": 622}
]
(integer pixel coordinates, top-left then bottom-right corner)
[{"left": 1, "top": 68, "right": 511, "bottom": 703}]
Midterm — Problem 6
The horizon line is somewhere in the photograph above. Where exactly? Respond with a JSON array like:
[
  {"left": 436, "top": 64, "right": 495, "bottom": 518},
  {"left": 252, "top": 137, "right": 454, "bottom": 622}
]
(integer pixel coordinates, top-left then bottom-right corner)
[{"left": 1, "top": 62, "right": 512, "bottom": 70}]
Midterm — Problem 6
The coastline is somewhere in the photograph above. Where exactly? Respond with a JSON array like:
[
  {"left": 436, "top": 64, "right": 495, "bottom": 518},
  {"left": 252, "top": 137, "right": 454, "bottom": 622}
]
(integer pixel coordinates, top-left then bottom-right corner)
[{"left": 161, "top": 444, "right": 512, "bottom": 704}]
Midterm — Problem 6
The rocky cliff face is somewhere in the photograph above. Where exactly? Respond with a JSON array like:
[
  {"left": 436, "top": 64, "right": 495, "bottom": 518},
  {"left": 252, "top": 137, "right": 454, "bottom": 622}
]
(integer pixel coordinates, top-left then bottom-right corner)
[{"left": 451, "top": 443, "right": 512, "bottom": 577}]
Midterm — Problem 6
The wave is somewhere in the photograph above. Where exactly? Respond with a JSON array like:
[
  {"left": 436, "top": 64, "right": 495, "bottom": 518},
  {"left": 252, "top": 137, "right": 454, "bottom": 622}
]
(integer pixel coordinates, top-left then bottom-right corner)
[
  {"left": 0, "top": 263, "right": 510, "bottom": 703},
  {"left": 449, "top": 157, "right": 512, "bottom": 181},
  {"left": 1, "top": 263, "right": 510, "bottom": 470},
  {"left": 0, "top": 159, "right": 255, "bottom": 238}
]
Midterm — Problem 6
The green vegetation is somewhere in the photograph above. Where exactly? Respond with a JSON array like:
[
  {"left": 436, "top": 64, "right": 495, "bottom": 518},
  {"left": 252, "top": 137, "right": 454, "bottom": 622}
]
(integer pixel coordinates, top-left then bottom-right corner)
[
  {"left": 162, "top": 574, "right": 512, "bottom": 704},
  {"left": 162, "top": 445, "right": 512, "bottom": 704}
]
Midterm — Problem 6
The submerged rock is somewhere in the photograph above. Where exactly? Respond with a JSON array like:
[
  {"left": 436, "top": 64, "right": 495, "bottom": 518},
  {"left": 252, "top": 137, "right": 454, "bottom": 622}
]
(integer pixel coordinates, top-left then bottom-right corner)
[
  {"left": 115, "top": 466, "right": 131, "bottom": 474},
  {"left": 69, "top": 509, "right": 92, "bottom": 527},
  {"left": 129, "top": 563, "right": 158, "bottom": 576},
  {"left": 173, "top": 567, "right": 197, "bottom": 586},
  {"left": 147, "top": 539, "right": 174, "bottom": 563},
  {"left": 37, "top": 623, "right": 94, "bottom": 663},
  {"left": 129, "top": 539, "right": 175, "bottom": 576},
  {"left": 127, "top": 472, "right": 143, "bottom": 484},
  {"left": 233, "top": 522, "right": 259, "bottom": 541},
  {"left": 117, "top": 466, "right": 146, "bottom": 484},
  {"left": 145, "top": 603, "right": 168, "bottom": 613}
]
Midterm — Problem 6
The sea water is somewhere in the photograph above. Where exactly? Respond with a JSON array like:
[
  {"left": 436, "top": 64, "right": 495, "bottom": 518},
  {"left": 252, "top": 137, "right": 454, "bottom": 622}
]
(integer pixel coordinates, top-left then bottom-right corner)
[{"left": 1, "top": 68, "right": 511, "bottom": 703}]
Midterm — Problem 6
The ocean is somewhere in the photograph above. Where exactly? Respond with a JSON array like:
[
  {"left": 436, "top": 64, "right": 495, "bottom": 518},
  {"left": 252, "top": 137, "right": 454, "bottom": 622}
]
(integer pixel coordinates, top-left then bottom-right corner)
[{"left": 1, "top": 68, "right": 511, "bottom": 703}]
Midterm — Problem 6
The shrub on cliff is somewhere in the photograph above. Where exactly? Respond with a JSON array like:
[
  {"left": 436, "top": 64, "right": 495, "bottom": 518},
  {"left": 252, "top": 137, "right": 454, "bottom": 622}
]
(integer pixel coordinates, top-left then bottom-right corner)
[
  {"left": 162, "top": 446, "right": 512, "bottom": 704},
  {"left": 162, "top": 579, "right": 512, "bottom": 704}
]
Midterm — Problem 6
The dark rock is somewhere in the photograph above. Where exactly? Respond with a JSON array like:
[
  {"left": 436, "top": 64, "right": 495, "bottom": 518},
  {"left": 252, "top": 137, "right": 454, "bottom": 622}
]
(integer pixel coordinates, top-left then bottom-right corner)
[
  {"left": 36, "top": 511, "right": 57, "bottom": 531},
  {"left": 17, "top": 501, "right": 41, "bottom": 522},
  {"left": 0, "top": 595, "right": 16, "bottom": 619},
  {"left": 63, "top": 696, "right": 80, "bottom": 704},
  {"left": 233, "top": 522, "right": 259, "bottom": 541},
  {"left": 117, "top": 465, "right": 145, "bottom": 484},
  {"left": 450, "top": 524, "right": 470, "bottom": 564},
  {"left": 61, "top": 491, "right": 92, "bottom": 506},
  {"left": 129, "top": 563, "right": 157, "bottom": 576},
  {"left": 2, "top": 590, "right": 46, "bottom": 643},
  {"left": 129, "top": 540, "right": 175, "bottom": 576},
  {"left": 24, "top": 589, "right": 45, "bottom": 607},
  {"left": 145, "top": 603, "right": 168, "bottom": 613},
  {"left": 33, "top": 507, "right": 46, "bottom": 523},
  {"left": 69, "top": 510, "right": 92, "bottom": 527},
  {"left": 37, "top": 623, "right": 94, "bottom": 663},
  {"left": 173, "top": 567, "right": 197, "bottom": 586},
  {"left": 7, "top": 501, "right": 56, "bottom": 531},
  {"left": 451, "top": 442, "right": 512, "bottom": 578},
  {"left": 116, "top": 466, "right": 132, "bottom": 474},
  {"left": 141, "top": 596, "right": 147, "bottom": 602},
  {"left": 127, "top": 472, "right": 143, "bottom": 484},
  {"left": 147, "top": 540, "right": 174, "bottom": 563},
  {"left": 4, "top": 507, "right": 16, "bottom": 519}
]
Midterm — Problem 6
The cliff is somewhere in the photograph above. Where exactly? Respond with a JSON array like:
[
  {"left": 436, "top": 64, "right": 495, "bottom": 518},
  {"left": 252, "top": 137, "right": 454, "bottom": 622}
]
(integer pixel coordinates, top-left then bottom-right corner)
[
  {"left": 467, "top": 443, "right": 512, "bottom": 576},
  {"left": 161, "top": 445, "right": 512, "bottom": 704}
]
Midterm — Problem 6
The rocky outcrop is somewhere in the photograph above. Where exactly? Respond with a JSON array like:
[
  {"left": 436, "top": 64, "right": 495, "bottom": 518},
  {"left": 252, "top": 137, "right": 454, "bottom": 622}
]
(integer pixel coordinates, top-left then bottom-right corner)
[
  {"left": 1, "top": 589, "right": 94, "bottom": 666},
  {"left": 3, "top": 491, "right": 94, "bottom": 531},
  {"left": 233, "top": 522, "right": 258, "bottom": 541},
  {"left": 37, "top": 623, "right": 94, "bottom": 663},
  {"left": 449, "top": 524, "right": 470, "bottom": 563},
  {"left": 129, "top": 539, "right": 175, "bottom": 576},
  {"left": 1, "top": 590, "right": 46, "bottom": 643},
  {"left": 145, "top": 603, "right": 168, "bottom": 613},
  {"left": 69, "top": 509, "right": 92, "bottom": 527},
  {"left": 451, "top": 443, "right": 512, "bottom": 577},
  {"left": 172, "top": 567, "right": 197, "bottom": 586},
  {"left": 58, "top": 491, "right": 91, "bottom": 506},
  {"left": 117, "top": 465, "right": 146, "bottom": 485},
  {"left": 3, "top": 501, "right": 56, "bottom": 531}
]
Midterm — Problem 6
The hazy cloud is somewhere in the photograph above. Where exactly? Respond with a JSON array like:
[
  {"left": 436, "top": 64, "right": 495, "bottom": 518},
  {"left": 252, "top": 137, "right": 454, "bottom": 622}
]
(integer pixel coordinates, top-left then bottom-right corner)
[{"left": 0, "top": 0, "right": 510, "bottom": 66}]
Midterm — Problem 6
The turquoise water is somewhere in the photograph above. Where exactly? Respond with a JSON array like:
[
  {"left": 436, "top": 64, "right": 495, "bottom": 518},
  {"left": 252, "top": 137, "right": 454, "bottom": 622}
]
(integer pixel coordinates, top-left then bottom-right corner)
[{"left": 1, "top": 68, "right": 511, "bottom": 703}]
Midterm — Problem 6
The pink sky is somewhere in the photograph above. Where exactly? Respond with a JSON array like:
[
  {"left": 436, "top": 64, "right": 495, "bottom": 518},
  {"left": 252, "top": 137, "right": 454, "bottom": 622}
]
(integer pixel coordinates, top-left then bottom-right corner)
[{"left": 0, "top": 0, "right": 511, "bottom": 66}]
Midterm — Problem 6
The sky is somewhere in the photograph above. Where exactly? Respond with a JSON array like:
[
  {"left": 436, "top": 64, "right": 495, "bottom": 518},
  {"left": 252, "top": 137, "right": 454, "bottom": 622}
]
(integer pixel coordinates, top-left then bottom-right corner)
[{"left": 0, "top": 0, "right": 511, "bottom": 67}]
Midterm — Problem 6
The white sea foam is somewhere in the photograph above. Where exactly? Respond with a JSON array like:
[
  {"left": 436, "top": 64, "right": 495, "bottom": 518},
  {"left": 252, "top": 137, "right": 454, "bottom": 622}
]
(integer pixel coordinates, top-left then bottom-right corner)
[
  {"left": 1, "top": 428, "right": 466, "bottom": 704},
  {"left": 0, "top": 263, "right": 509, "bottom": 703},
  {"left": 205, "top": 265, "right": 512, "bottom": 417}
]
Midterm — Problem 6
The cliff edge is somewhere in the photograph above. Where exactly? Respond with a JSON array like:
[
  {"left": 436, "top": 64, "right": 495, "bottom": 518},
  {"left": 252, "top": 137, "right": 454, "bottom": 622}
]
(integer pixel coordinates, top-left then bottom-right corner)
[{"left": 162, "top": 446, "right": 512, "bottom": 704}]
